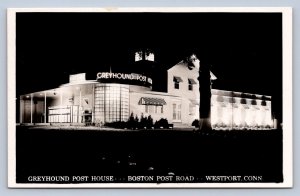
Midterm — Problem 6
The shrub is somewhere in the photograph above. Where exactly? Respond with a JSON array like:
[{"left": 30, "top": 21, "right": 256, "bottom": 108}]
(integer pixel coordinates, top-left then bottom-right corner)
[
  {"left": 127, "top": 112, "right": 136, "bottom": 129},
  {"left": 134, "top": 115, "right": 139, "bottom": 128},
  {"left": 146, "top": 115, "right": 154, "bottom": 128},
  {"left": 265, "top": 125, "right": 271, "bottom": 129},
  {"left": 192, "top": 119, "right": 199, "bottom": 128},
  {"left": 140, "top": 113, "right": 147, "bottom": 129},
  {"left": 104, "top": 121, "right": 127, "bottom": 129},
  {"left": 154, "top": 118, "right": 169, "bottom": 129}
]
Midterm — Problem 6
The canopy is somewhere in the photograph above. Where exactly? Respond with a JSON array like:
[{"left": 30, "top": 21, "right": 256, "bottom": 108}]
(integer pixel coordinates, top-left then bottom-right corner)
[
  {"left": 173, "top": 76, "right": 183, "bottom": 83},
  {"left": 138, "top": 97, "right": 167, "bottom": 105}
]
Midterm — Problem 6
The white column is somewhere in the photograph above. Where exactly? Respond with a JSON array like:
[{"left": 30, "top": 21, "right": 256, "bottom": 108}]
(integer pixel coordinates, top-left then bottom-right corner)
[
  {"left": 44, "top": 92, "right": 47, "bottom": 123},
  {"left": 60, "top": 90, "right": 63, "bottom": 122},
  {"left": 79, "top": 88, "right": 82, "bottom": 108},
  {"left": 92, "top": 84, "right": 95, "bottom": 123},
  {"left": 30, "top": 94, "right": 33, "bottom": 123},
  {"left": 79, "top": 87, "right": 82, "bottom": 123}
]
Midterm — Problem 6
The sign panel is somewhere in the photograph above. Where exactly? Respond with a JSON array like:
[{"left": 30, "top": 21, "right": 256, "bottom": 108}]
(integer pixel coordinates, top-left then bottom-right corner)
[
  {"left": 69, "top": 73, "right": 86, "bottom": 83},
  {"left": 97, "top": 72, "right": 152, "bottom": 87}
]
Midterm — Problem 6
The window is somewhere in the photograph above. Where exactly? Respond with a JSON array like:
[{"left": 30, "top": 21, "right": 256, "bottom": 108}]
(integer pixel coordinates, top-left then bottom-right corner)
[
  {"left": 174, "top": 82, "right": 179, "bottom": 89},
  {"left": 177, "top": 104, "right": 181, "bottom": 120},
  {"left": 145, "top": 52, "right": 154, "bottom": 61},
  {"left": 173, "top": 104, "right": 176, "bottom": 120},
  {"left": 173, "top": 76, "right": 183, "bottom": 89},
  {"left": 145, "top": 105, "right": 164, "bottom": 114},
  {"left": 188, "top": 78, "right": 196, "bottom": 91},
  {"left": 188, "top": 82, "right": 193, "bottom": 90},
  {"left": 156, "top": 105, "right": 163, "bottom": 114},
  {"left": 94, "top": 84, "right": 129, "bottom": 123},
  {"left": 135, "top": 51, "right": 143, "bottom": 61},
  {"left": 148, "top": 105, "right": 154, "bottom": 113},
  {"left": 173, "top": 103, "right": 182, "bottom": 121},
  {"left": 139, "top": 97, "right": 166, "bottom": 114}
]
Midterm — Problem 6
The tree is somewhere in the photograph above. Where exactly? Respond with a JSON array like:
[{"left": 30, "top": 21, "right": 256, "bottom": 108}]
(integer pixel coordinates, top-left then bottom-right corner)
[
  {"left": 140, "top": 113, "right": 147, "bottom": 129},
  {"left": 185, "top": 54, "right": 212, "bottom": 131},
  {"left": 127, "top": 112, "right": 135, "bottom": 129},
  {"left": 134, "top": 115, "right": 139, "bottom": 129},
  {"left": 147, "top": 115, "right": 153, "bottom": 128}
]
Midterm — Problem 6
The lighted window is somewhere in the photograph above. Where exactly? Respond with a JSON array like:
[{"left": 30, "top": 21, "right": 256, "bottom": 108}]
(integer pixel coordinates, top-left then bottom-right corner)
[
  {"left": 145, "top": 52, "right": 154, "bottom": 61},
  {"left": 173, "top": 104, "right": 176, "bottom": 120},
  {"left": 149, "top": 105, "right": 154, "bottom": 113},
  {"left": 94, "top": 84, "right": 129, "bottom": 123},
  {"left": 177, "top": 104, "right": 181, "bottom": 120},
  {"left": 156, "top": 105, "right": 163, "bottom": 114},
  {"left": 145, "top": 105, "right": 158, "bottom": 113},
  {"left": 145, "top": 105, "right": 148, "bottom": 113},
  {"left": 172, "top": 103, "right": 182, "bottom": 120},
  {"left": 135, "top": 51, "right": 143, "bottom": 61},
  {"left": 139, "top": 97, "right": 166, "bottom": 114}
]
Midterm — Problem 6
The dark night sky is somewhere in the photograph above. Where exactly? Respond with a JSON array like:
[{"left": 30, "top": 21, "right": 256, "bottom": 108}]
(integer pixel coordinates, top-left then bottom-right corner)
[{"left": 16, "top": 12, "right": 282, "bottom": 118}]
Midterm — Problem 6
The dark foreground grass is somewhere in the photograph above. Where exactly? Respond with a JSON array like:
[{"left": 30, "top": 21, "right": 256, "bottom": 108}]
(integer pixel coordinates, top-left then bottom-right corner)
[{"left": 16, "top": 126, "right": 283, "bottom": 183}]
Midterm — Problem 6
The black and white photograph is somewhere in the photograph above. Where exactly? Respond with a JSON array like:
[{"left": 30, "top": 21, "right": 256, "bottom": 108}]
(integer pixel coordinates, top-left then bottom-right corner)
[{"left": 7, "top": 7, "right": 292, "bottom": 188}]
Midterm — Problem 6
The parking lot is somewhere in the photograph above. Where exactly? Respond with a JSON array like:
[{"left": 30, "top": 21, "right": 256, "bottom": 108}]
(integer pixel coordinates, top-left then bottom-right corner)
[{"left": 16, "top": 126, "right": 283, "bottom": 183}]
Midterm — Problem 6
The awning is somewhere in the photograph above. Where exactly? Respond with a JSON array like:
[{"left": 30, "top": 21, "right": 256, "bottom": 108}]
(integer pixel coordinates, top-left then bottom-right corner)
[
  {"left": 189, "top": 99, "right": 199, "bottom": 105},
  {"left": 188, "top": 78, "right": 197, "bottom": 84},
  {"left": 173, "top": 76, "right": 183, "bottom": 83},
  {"left": 138, "top": 97, "right": 167, "bottom": 105}
]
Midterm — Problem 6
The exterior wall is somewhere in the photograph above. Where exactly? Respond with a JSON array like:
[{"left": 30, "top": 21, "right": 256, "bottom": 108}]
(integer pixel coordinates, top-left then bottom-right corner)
[
  {"left": 49, "top": 85, "right": 94, "bottom": 109},
  {"left": 20, "top": 98, "right": 45, "bottom": 123},
  {"left": 167, "top": 61, "right": 199, "bottom": 99},
  {"left": 166, "top": 62, "right": 274, "bottom": 129},
  {"left": 94, "top": 83, "right": 130, "bottom": 123},
  {"left": 181, "top": 97, "right": 199, "bottom": 126},
  {"left": 167, "top": 61, "right": 200, "bottom": 125},
  {"left": 47, "top": 84, "right": 94, "bottom": 123},
  {"left": 211, "top": 89, "right": 273, "bottom": 129},
  {"left": 19, "top": 83, "right": 95, "bottom": 124},
  {"left": 129, "top": 89, "right": 180, "bottom": 124},
  {"left": 129, "top": 87, "right": 199, "bottom": 126},
  {"left": 18, "top": 72, "right": 274, "bottom": 129},
  {"left": 129, "top": 90, "right": 173, "bottom": 123}
]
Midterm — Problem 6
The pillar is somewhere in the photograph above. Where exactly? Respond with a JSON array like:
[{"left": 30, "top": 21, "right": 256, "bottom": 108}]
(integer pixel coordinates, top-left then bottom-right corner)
[
  {"left": 44, "top": 92, "right": 47, "bottom": 123},
  {"left": 30, "top": 94, "right": 33, "bottom": 124},
  {"left": 79, "top": 87, "right": 82, "bottom": 123},
  {"left": 60, "top": 90, "right": 63, "bottom": 122},
  {"left": 92, "top": 84, "right": 95, "bottom": 123},
  {"left": 19, "top": 98, "right": 22, "bottom": 123}
]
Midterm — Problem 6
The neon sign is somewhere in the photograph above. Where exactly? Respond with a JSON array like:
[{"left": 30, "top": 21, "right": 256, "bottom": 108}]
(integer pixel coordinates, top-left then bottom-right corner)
[{"left": 97, "top": 72, "right": 152, "bottom": 87}]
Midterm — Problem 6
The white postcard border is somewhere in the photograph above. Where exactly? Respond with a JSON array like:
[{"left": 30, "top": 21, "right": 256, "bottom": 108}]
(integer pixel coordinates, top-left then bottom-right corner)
[{"left": 7, "top": 7, "right": 293, "bottom": 188}]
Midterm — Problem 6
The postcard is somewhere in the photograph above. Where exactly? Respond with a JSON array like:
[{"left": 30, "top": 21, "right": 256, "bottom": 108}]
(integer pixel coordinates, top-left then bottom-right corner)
[{"left": 7, "top": 7, "right": 293, "bottom": 188}]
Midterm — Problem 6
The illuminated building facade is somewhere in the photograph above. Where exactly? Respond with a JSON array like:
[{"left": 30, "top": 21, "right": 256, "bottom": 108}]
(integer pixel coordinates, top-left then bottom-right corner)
[{"left": 18, "top": 50, "right": 274, "bottom": 129}]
